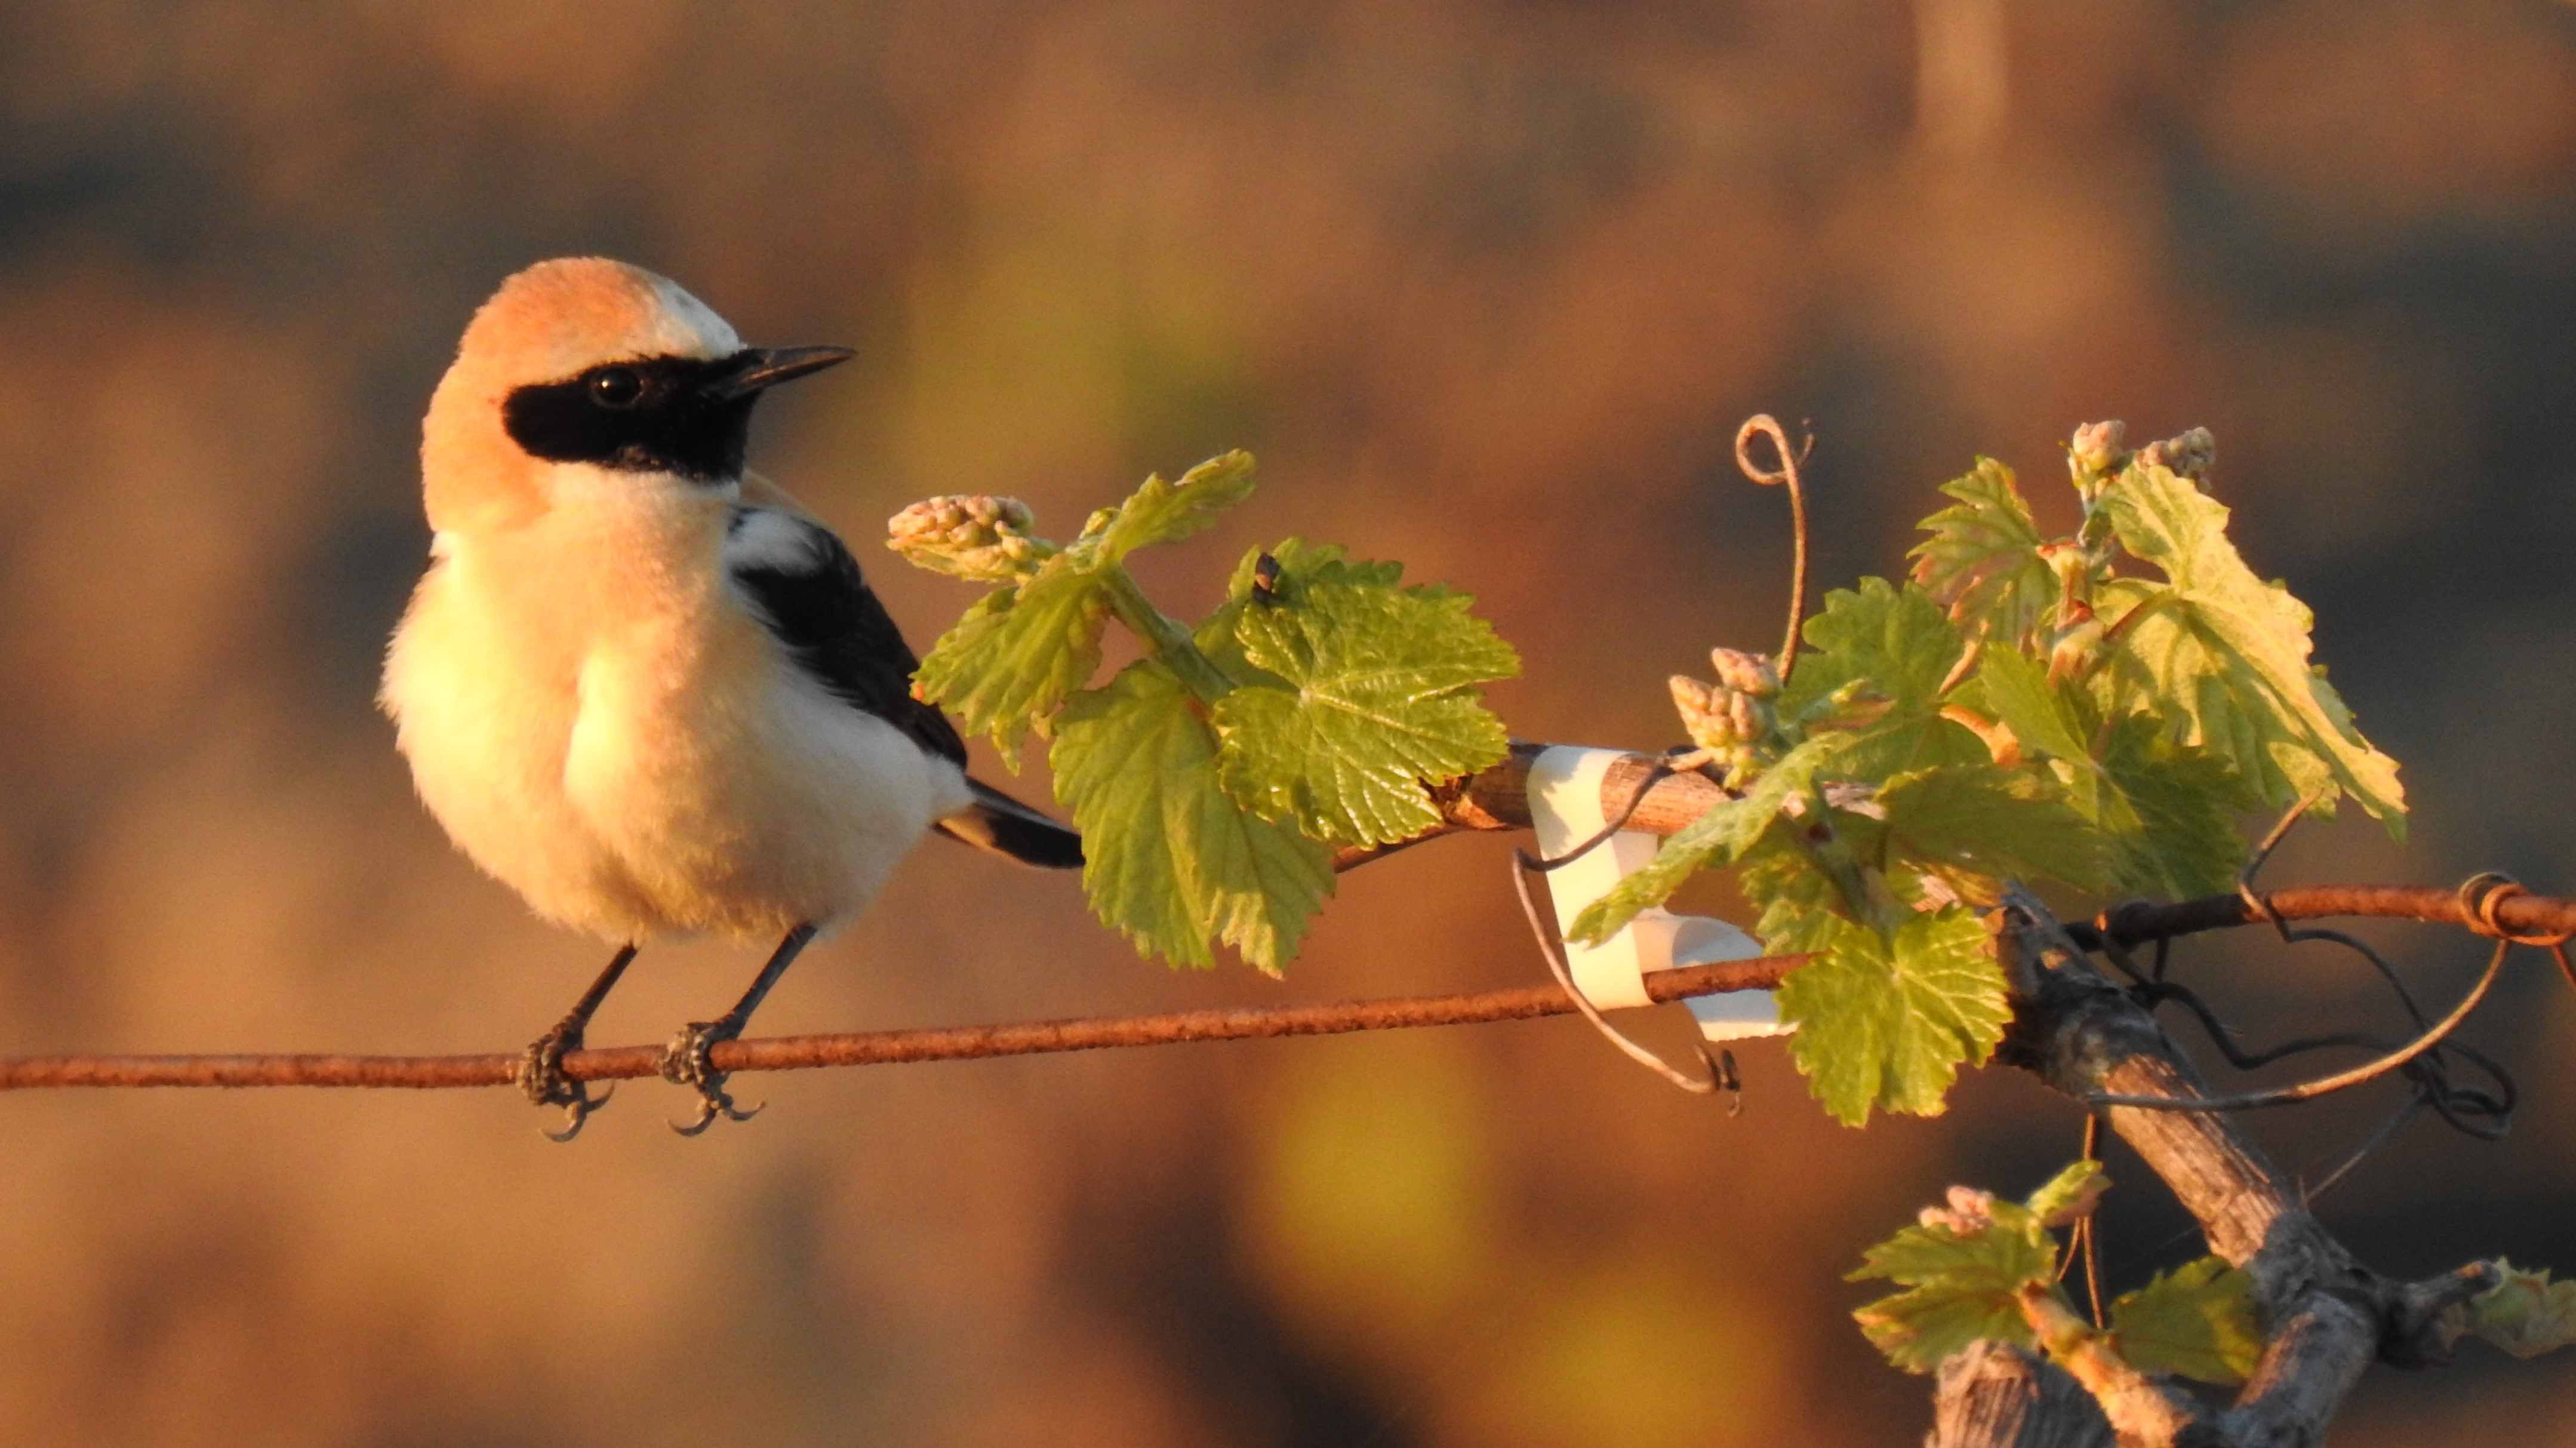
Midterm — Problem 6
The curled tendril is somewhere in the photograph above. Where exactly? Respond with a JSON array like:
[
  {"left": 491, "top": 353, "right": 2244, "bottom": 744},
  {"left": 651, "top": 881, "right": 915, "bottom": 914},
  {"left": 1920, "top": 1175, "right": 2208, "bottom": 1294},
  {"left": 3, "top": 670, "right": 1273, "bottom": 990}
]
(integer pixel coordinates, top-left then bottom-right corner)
[{"left": 1734, "top": 416, "right": 1814, "bottom": 685}]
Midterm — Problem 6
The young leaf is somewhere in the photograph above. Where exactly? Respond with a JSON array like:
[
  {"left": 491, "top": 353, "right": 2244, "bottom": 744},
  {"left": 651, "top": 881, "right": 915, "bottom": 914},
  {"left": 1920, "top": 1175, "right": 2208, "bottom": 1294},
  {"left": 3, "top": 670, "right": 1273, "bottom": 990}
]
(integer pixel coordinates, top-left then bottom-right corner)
[
  {"left": 2107, "top": 1258, "right": 2263, "bottom": 1385},
  {"left": 1211, "top": 559, "right": 1520, "bottom": 846},
  {"left": 1052, "top": 659, "right": 1335, "bottom": 972},
  {"left": 1781, "top": 578, "right": 1985, "bottom": 780},
  {"left": 2451, "top": 1261, "right": 2576, "bottom": 1360},
  {"left": 1738, "top": 811, "right": 1877, "bottom": 952},
  {"left": 2023, "top": 1160, "right": 2109, "bottom": 1227},
  {"left": 1565, "top": 734, "right": 1845, "bottom": 945},
  {"left": 1785, "top": 577, "right": 1965, "bottom": 719},
  {"left": 1852, "top": 1163, "right": 2116, "bottom": 1375},
  {"left": 1088, "top": 450, "right": 1258, "bottom": 564},
  {"left": 915, "top": 564, "right": 1115, "bottom": 767},
  {"left": 2094, "top": 463, "right": 2406, "bottom": 834},
  {"left": 1876, "top": 764, "right": 2113, "bottom": 895},
  {"left": 1849, "top": 1196, "right": 2055, "bottom": 1373},
  {"left": 1976, "top": 645, "right": 2089, "bottom": 765},
  {"left": 2093, "top": 715, "right": 2252, "bottom": 900},
  {"left": 1780, "top": 905, "right": 2009, "bottom": 1125},
  {"left": 1910, "top": 458, "right": 2058, "bottom": 649},
  {"left": 1220, "top": 537, "right": 1395, "bottom": 603},
  {"left": 912, "top": 453, "right": 1260, "bottom": 765}
]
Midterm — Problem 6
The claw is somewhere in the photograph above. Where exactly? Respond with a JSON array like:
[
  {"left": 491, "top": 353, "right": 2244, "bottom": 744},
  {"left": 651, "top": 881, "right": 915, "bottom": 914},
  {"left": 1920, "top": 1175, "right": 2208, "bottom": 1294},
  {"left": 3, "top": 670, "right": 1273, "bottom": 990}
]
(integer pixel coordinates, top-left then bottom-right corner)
[
  {"left": 541, "top": 1082, "right": 615, "bottom": 1142},
  {"left": 659, "top": 1017, "right": 764, "bottom": 1136},
  {"left": 667, "top": 1090, "right": 764, "bottom": 1137},
  {"left": 519, "top": 1025, "right": 613, "bottom": 1142}
]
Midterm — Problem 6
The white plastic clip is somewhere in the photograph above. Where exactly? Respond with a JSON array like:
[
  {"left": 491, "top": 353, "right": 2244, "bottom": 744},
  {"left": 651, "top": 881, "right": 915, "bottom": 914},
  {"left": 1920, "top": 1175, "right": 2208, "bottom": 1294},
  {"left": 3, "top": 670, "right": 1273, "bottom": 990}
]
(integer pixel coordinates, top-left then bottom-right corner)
[{"left": 1525, "top": 746, "right": 1792, "bottom": 1041}]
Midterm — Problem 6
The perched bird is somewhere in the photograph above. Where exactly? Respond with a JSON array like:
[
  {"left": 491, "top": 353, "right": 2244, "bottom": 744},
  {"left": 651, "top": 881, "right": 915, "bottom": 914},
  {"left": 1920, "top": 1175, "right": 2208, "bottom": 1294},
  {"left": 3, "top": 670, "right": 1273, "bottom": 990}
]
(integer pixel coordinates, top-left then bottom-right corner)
[{"left": 381, "top": 257, "right": 1081, "bottom": 1138}]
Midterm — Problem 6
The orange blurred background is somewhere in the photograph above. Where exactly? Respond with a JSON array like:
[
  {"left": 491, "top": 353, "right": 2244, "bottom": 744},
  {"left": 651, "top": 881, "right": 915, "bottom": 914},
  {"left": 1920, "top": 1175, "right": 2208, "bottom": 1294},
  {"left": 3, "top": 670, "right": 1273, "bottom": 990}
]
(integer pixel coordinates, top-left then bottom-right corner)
[{"left": 2, "top": 1, "right": 2573, "bottom": 1442}]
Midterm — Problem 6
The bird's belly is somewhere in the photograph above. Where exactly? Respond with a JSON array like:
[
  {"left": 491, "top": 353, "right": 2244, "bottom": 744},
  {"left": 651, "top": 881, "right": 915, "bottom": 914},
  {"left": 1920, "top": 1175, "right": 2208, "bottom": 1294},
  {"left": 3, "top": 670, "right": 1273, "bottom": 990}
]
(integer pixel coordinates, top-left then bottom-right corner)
[
  {"left": 564, "top": 647, "right": 963, "bottom": 940},
  {"left": 384, "top": 605, "right": 667, "bottom": 940}
]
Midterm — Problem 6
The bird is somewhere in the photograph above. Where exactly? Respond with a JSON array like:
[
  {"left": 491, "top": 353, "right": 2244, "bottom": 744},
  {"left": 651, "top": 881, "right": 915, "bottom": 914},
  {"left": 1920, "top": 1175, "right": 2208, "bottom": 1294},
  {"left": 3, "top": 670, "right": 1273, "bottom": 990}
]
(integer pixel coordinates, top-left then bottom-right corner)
[{"left": 380, "top": 257, "right": 1081, "bottom": 1138}]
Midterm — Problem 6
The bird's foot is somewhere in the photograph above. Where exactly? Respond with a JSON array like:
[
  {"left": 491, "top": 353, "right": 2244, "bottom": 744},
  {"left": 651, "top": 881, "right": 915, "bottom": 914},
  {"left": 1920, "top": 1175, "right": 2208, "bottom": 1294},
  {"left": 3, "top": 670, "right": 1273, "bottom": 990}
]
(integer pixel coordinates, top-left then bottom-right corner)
[
  {"left": 518, "top": 1021, "right": 614, "bottom": 1142},
  {"left": 658, "top": 1016, "right": 764, "bottom": 1136}
]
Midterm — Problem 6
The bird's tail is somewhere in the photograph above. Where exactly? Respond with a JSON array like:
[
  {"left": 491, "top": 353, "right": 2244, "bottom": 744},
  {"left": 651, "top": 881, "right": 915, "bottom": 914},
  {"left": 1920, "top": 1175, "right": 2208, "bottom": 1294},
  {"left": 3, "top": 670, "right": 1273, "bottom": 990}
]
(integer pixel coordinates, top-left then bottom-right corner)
[{"left": 934, "top": 778, "right": 1084, "bottom": 869}]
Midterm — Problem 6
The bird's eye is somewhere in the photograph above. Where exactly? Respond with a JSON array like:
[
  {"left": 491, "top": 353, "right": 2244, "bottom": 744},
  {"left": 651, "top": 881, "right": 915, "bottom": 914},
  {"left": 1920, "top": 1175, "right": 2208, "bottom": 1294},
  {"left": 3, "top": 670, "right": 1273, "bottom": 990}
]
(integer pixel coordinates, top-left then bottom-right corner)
[{"left": 587, "top": 367, "right": 644, "bottom": 408}]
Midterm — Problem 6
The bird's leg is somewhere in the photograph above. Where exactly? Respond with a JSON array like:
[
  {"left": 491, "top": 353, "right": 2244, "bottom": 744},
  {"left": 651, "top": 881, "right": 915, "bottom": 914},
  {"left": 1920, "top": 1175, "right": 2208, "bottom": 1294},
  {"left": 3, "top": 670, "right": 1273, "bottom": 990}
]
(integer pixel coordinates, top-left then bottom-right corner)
[
  {"left": 660, "top": 923, "right": 816, "bottom": 1136},
  {"left": 519, "top": 942, "right": 640, "bottom": 1142}
]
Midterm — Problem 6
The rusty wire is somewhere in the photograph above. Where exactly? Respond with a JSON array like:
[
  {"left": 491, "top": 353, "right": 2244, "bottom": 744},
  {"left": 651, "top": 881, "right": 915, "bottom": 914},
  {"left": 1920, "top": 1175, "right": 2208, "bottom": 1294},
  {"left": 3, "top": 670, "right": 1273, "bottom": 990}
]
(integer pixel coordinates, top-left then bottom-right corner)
[{"left": 0, "top": 960, "right": 1805, "bottom": 1092}]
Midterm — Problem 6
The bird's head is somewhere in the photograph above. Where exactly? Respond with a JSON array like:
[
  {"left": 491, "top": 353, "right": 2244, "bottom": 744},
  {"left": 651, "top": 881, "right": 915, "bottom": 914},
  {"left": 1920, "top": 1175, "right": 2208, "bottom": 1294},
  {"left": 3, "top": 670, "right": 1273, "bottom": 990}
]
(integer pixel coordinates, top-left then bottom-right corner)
[{"left": 421, "top": 257, "right": 851, "bottom": 533}]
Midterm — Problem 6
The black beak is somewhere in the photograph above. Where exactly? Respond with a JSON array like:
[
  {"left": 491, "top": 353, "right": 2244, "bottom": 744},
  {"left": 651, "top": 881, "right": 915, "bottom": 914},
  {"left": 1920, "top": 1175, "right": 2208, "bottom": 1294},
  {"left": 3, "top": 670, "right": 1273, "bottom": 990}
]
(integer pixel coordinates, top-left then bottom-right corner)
[{"left": 703, "top": 345, "right": 856, "bottom": 401}]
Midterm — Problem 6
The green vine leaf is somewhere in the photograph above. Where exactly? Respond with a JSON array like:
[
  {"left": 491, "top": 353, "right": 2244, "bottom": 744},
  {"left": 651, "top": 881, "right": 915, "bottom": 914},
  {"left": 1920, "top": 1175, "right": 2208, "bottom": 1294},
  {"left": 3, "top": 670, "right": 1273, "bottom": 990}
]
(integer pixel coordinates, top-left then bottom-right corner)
[
  {"left": 1085, "top": 450, "right": 1259, "bottom": 564},
  {"left": 1849, "top": 1162, "right": 2101, "bottom": 1372},
  {"left": 1849, "top": 1219, "right": 2048, "bottom": 1373},
  {"left": 913, "top": 453, "right": 1258, "bottom": 766},
  {"left": 1876, "top": 763, "right": 2113, "bottom": 896},
  {"left": 1975, "top": 645, "right": 2089, "bottom": 766},
  {"left": 2094, "top": 462, "right": 2406, "bottom": 835},
  {"left": 2023, "top": 1160, "right": 2111, "bottom": 1226},
  {"left": 1211, "top": 557, "right": 1520, "bottom": 846},
  {"left": 1781, "top": 905, "right": 2007, "bottom": 1126},
  {"left": 2449, "top": 1261, "right": 2576, "bottom": 1359},
  {"left": 1910, "top": 458, "right": 2057, "bottom": 650},
  {"left": 1781, "top": 578, "right": 1985, "bottom": 781},
  {"left": 1052, "top": 658, "right": 1334, "bottom": 973},
  {"left": 1855, "top": 1163, "right": 2258, "bottom": 1385},
  {"left": 1738, "top": 822, "right": 1867, "bottom": 952},
  {"left": 1784, "top": 577, "right": 1965, "bottom": 721},
  {"left": 2107, "top": 1258, "right": 2263, "bottom": 1385},
  {"left": 915, "top": 565, "right": 1115, "bottom": 768},
  {"left": 2092, "top": 715, "right": 2254, "bottom": 900},
  {"left": 912, "top": 459, "right": 1516, "bottom": 974}
]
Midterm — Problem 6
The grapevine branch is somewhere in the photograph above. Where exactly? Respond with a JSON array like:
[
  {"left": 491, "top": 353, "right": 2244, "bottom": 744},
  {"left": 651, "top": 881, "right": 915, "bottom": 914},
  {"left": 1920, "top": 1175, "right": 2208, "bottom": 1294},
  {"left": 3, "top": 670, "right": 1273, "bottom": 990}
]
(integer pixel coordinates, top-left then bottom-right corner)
[
  {"left": 1956, "top": 889, "right": 2507, "bottom": 1448},
  {"left": 0, "top": 743, "right": 2560, "bottom": 1097}
]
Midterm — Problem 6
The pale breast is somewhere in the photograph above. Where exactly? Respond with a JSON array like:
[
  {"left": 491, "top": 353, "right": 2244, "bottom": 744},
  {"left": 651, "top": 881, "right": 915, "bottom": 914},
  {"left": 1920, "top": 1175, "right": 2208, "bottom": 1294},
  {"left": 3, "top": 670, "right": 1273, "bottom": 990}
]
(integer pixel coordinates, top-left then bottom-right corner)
[
  {"left": 564, "top": 618, "right": 964, "bottom": 939},
  {"left": 382, "top": 548, "right": 669, "bottom": 939}
]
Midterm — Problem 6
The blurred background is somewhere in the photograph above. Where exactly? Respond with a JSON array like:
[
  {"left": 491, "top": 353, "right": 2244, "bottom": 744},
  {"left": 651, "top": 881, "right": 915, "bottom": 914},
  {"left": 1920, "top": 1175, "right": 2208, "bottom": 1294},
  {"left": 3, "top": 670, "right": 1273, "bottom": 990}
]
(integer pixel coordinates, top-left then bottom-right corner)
[{"left": 0, "top": 0, "right": 2572, "bottom": 1441}]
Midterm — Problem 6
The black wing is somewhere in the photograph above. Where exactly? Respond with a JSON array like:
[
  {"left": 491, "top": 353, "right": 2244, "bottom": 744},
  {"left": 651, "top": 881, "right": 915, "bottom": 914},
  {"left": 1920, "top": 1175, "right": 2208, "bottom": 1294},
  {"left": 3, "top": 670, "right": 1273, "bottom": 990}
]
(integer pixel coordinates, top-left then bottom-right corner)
[{"left": 725, "top": 506, "right": 968, "bottom": 767}]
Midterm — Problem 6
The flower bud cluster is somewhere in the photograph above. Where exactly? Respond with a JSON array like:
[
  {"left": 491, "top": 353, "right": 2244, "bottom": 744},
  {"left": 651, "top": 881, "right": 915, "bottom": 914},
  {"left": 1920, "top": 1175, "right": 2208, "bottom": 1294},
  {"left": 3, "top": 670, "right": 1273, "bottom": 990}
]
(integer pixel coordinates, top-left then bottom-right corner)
[
  {"left": 2067, "top": 419, "right": 2129, "bottom": 491},
  {"left": 2135, "top": 426, "right": 2216, "bottom": 481},
  {"left": 1669, "top": 649, "right": 1781, "bottom": 782},
  {"left": 887, "top": 494, "right": 1054, "bottom": 582},
  {"left": 1709, "top": 647, "right": 1779, "bottom": 699},
  {"left": 1918, "top": 1186, "right": 1998, "bottom": 1235},
  {"left": 1669, "top": 676, "right": 1764, "bottom": 751}
]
